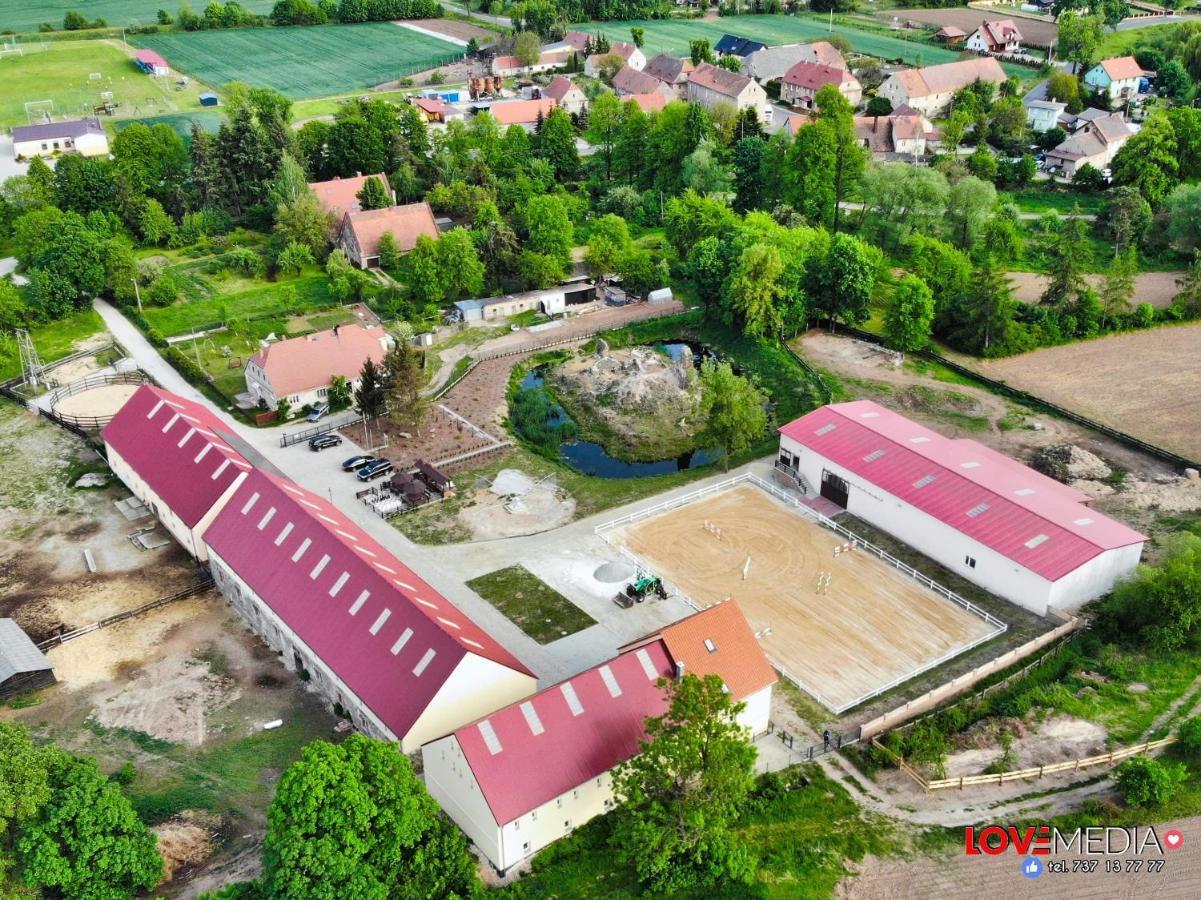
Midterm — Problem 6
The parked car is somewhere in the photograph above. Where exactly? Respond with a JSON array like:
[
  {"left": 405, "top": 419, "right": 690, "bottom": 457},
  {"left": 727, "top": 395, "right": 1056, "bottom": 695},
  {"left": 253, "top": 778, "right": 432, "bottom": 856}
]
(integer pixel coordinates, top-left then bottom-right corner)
[
  {"left": 357, "top": 459, "right": 394, "bottom": 481},
  {"left": 307, "top": 403, "right": 330, "bottom": 423},
  {"left": 309, "top": 434, "right": 343, "bottom": 452},
  {"left": 342, "top": 455, "right": 376, "bottom": 472}
]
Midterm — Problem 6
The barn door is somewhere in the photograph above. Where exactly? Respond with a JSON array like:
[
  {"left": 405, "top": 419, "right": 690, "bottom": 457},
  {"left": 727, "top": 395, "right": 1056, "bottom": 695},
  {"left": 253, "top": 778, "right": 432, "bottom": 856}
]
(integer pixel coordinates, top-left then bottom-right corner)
[{"left": 820, "top": 470, "right": 849, "bottom": 509}]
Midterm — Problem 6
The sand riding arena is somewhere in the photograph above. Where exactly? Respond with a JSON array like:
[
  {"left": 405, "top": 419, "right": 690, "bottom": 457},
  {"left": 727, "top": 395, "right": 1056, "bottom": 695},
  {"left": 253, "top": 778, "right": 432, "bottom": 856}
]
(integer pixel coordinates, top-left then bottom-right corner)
[
  {"left": 47, "top": 372, "right": 146, "bottom": 429},
  {"left": 597, "top": 477, "right": 1005, "bottom": 713}
]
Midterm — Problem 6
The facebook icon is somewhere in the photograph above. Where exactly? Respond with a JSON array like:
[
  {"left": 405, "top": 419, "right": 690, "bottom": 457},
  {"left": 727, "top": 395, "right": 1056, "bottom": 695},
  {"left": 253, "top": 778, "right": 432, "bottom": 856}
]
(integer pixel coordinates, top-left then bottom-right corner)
[{"left": 1021, "top": 857, "right": 1044, "bottom": 880}]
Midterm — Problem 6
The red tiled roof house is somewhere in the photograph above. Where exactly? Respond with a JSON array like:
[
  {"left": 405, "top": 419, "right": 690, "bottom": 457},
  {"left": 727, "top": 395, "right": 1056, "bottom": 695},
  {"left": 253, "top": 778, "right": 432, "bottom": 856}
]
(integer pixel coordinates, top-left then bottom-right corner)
[
  {"left": 309, "top": 173, "right": 393, "bottom": 220},
  {"left": 422, "top": 601, "right": 774, "bottom": 873},
  {"left": 101, "top": 385, "right": 255, "bottom": 560},
  {"left": 965, "top": 19, "right": 1023, "bottom": 56},
  {"left": 205, "top": 467, "right": 537, "bottom": 751},
  {"left": 781, "top": 61, "right": 862, "bottom": 109},
  {"left": 777, "top": 400, "right": 1145, "bottom": 615},
  {"left": 338, "top": 201, "right": 439, "bottom": 269},
  {"left": 244, "top": 323, "right": 391, "bottom": 411},
  {"left": 542, "top": 75, "right": 587, "bottom": 115}
]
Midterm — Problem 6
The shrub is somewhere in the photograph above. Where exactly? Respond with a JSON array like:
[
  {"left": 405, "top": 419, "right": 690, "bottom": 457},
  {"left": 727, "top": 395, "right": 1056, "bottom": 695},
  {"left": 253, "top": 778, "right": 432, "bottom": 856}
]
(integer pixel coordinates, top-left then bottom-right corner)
[
  {"left": 1115, "top": 756, "right": 1187, "bottom": 807},
  {"left": 1178, "top": 716, "right": 1201, "bottom": 755}
]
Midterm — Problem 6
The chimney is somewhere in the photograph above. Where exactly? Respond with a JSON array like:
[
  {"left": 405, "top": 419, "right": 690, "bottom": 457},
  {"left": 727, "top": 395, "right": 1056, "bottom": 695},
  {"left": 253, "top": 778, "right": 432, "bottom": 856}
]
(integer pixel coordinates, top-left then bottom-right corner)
[{"left": 675, "top": 661, "right": 686, "bottom": 680}]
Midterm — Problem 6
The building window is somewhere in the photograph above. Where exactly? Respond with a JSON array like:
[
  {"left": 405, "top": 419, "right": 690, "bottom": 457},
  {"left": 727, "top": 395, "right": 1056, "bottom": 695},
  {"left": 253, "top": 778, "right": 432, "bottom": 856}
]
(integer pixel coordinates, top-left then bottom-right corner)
[
  {"left": 556, "top": 798, "right": 562, "bottom": 808},
  {"left": 522, "top": 842, "right": 530, "bottom": 853},
  {"left": 514, "top": 818, "right": 520, "bottom": 830},
  {"left": 604, "top": 799, "right": 614, "bottom": 810},
  {"left": 595, "top": 778, "right": 602, "bottom": 788},
  {"left": 531, "top": 811, "right": 537, "bottom": 821},
  {"left": 965, "top": 555, "right": 977, "bottom": 569},
  {"left": 317, "top": 388, "right": 328, "bottom": 397},
  {"left": 572, "top": 789, "right": 579, "bottom": 800},
  {"left": 564, "top": 820, "right": 572, "bottom": 832}
]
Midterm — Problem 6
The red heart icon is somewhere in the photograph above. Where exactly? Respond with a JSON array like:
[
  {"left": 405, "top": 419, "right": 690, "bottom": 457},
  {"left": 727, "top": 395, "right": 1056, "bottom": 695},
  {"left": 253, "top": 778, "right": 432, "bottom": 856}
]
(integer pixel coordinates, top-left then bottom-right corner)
[{"left": 1164, "top": 829, "right": 1184, "bottom": 850}]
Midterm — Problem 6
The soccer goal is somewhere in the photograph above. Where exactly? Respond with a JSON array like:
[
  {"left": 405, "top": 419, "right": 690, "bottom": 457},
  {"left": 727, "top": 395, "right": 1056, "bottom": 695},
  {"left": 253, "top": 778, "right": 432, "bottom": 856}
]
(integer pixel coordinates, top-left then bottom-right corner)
[
  {"left": 24, "top": 100, "right": 55, "bottom": 124},
  {"left": 0, "top": 37, "right": 23, "bottom": 59}
]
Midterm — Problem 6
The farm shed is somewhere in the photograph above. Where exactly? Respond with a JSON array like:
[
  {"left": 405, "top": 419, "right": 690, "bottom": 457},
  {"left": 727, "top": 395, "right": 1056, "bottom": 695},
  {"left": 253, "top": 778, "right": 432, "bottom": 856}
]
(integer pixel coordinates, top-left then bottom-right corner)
[
  {"left": 454, "top": 286, "right": 569, "bottom": 323},
  {"left": 205, "top": 468, "right": 536, "bottom": 752},
  {"left": 134, "top": 49, "right": 170, "bottom": 76},
  {"left": 422, "top": 601, "right": 773, "bottom": 873},
  {"left": 244, "top": 323, "right": 392, "bottom": 411},
  {"left": 102, "top": 384, "right": 255, "bottom": 561},
  {"left": 777, "top": 401, "right": 1146, "bottom": 616},
  {"left": 12, "top": 118, "right": 108, "bottom": 160},
  {"left": 0, "top": 619, "right": 55, "bottom": 700},
  {"left": 199, "top": 92, "right": 220, "bottom": 106}
]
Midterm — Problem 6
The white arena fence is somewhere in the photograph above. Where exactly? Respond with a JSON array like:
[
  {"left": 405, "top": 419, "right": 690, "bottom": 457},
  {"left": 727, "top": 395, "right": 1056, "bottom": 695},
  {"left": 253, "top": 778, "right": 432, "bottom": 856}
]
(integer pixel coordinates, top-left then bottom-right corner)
[{"left": 595, "top": 473, "right": 1009, "bottom": 715}]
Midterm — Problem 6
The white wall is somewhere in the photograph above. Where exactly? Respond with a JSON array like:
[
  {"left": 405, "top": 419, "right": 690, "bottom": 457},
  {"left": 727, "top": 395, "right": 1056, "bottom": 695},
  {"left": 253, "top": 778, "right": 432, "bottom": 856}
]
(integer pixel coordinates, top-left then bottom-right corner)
[
  {"left": 106, "top": 444, "right": 245, "bottom": 561},
  {"left": 423, "top": 735, "right": 505, "bottom": 868},
  {"left": 403, "top": 653, "right": 536, "bottom": 753},
  {"left": 739, "top": 684, "right": 772, "bottom": 735},
  {"left": 780, "top": 436, "right": 1142, "bottom": 616}
]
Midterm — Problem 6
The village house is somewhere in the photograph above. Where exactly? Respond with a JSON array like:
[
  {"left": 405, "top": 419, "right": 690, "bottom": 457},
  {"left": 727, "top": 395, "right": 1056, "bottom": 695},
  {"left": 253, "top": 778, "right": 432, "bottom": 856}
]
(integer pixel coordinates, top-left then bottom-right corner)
[
  {"left": 486, "top": 98, "right": 558, "bottom": 130},
  {"left": 338, "top": 201, "right": 439, "bottom": 269},
  {"left": 854, "top": 107, "right": 936, "bottom": 159},
  {"left": 1025, "top": 99, "right": 1067, "bottom": 132},
  {"left": 12, "top": 117, "right": 108, "bottom": 160},
  {"left": 1045, "top": 112, "right": 1131, "bottom": 177},
  {"left": 309, "top": 173, "right": 392, "bottom": 221},
  {"left": 744, "top": 41, "right": 846, "bottom": 83},
  {"left": 877, "top": 57, "right": 1007, "bottom": 118},
  {"left": 1083, "top": 56, "right": 1145, "bottom": 104},
  {"left": 626, "top": 92, "right": 667, "bottom": 113},
  {"left": 244, "top": 323, "right": 392, "bottom": 412},
  {"left": 714, "top": 33, "right": 767, "bottom": 61},
  {"left": 686, "top": 63, "right": 771, "bottom": 123},
  {"left": 584, "top": 40, "right": 646, "bottom": 77},
  {"left": 613, "top": 65, "right": 674, "bottom": 100},
  {"left": 934, "top": 25, "right": 967, "bottom": 45},
  {"left": 643, "top": 52, "right": 693, "bottom": 96},
  {"left": 780, "top": 61, "right": 862, "bottom": 109},
  {"left": 205, "top": 467, "right": 538, "bottom": 752},
  {"left": 542, "top": 75, "right": 587, "bottom": 115},
  {"left": 492, "top": 49, "right": 569, "bottom": 77},
  {"left": 965, "top": 19, "right": 1023, "bottom": 56},
  {"left": 422, "top": 602, "right": 775, "bottom": 874},
  {"left": 102, "top": 384, "right": 255, "bottom": 561}
]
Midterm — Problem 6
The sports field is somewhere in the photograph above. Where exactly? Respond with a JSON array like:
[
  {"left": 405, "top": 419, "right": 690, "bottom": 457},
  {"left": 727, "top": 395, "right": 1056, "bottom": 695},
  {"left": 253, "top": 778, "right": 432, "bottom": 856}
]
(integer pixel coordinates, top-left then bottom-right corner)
[
  {"left": 134, "top": 23, "right": 464, "bottom": 98},
  {"left": 0, "top": 1, "right": 274, "bottom": 34},
  {"left": 574, "top": 14, "right": 1027, "bottom": 75},
  {"left": 0, "top": 39, "right": 209, "bottom": 130},
  {"left": 613, "top": 483, "right": 1001, "bottom": 712},
  {"left": 114, "top": 109, "right": 225, "bottom": 138}
]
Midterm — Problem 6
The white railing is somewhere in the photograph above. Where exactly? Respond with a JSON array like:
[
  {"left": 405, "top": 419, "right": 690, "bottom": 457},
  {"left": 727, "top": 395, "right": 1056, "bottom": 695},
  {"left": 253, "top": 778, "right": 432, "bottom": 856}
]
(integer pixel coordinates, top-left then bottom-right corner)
[{"left": 594, "top": 472, "right": 1009, "bottom": 715}]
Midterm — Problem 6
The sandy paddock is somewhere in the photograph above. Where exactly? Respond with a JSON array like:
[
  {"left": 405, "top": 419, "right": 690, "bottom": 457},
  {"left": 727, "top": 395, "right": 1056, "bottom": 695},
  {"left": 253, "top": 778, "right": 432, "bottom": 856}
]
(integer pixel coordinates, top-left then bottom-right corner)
[
  {"left": 616, "top": 484, "right": 999, "bottom": 711},
  {"left": 53, "top": 383, "right": 140, "bottom": 423}
]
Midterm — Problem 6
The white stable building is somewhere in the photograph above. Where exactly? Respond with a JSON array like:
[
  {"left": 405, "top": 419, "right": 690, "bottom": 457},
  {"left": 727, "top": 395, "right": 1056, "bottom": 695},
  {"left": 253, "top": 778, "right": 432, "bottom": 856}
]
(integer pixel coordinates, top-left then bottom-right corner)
[
  {"left": 203, "top": 467, "right": 537, "bottom": 752},
  {"left": 422, "top": 602, "right": 775, "bottom": 874},
  {"left": 777, "top": 401, "right": 1145, "bottom": 616},
  {"left": 102, "top": 384, "right": 253, "bottom": 561}
]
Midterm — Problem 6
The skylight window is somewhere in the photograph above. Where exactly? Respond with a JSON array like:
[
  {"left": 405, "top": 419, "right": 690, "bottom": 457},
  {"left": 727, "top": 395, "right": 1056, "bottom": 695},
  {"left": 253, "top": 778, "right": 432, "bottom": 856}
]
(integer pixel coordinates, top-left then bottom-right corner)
[
  {"left": 162, "top": 413, "right": 180, "bottom": 433},
  {"left": 599, "top": 665, "right": 623, "bottom": 698},
  {"left": 1015, "top": 488, "right": 1036, "bottom": 496},
  {"left": 815, "top": 423, "right": 837, "bottom": 436},
  {"left": 328, "top": 572, "right": 349, "bottom": 597},
  {"left": 859, "top": 411, "right": 879, "bottom": 418},
  {"left": 636, "top": 649, "right": 658, "bottom": 680},
  {"left": 478, "top": 720, "right": 502, "bottom": 755},
  {"left": 240, "top": 492, "right": 260, "bottom": 515},
  {"left": 913, "top": 474, "right": 936, "bottom": 488},
  {"left": 274, "top": 522, "right": 294, "bottom": 547},
  {"left": 413, "top": 648, "right": 436, "bottom": 677},
  {"left": 966, "top": 502, "right": 990, "bottom": 518},
  {"left": 1074, "top": 518, "right": 1095, "bottom": 526},
  {"left": 960, "top": 461, "right": 981, "bottom": 469},
  {"left": 309, "top": 554, "right": 330, "bottom": 580},
  {"left": 909, "top": 436, "right": 931, "bottom": 444},
  {"left": 211, "top": 458, "right": 231, "bottom": 480},
  {"left": 349, "top": 589, "right": 370, "bottom": 615},
  {"left": 177, "top": 428, "right": 195, "bottom": 449},
  {"left": 291, "top": 537, "right": 312, "bottom": 563},
  {"left": 863, "top": 449, "right": 886, "bottom": 462},
  {"left": 391, "top": 628, "right": 412, "bottom": 654},
  {"left": 369, "top": 609, "right": 391, "bottom": 635},
  {"left": 257, "top": 507, "right": 276, "bottom": 531},
  {"left": 1025, "top": 534, "right": 1049, "bottom": 549},
  {"left": 194, "top": 443, "right": 212, "bottom": 464},
  {"left": 521, "top": 702, "right": 545, "bottom": 736},
  {"left": 561, "top": 682, "right": 584, "bottom": 716}
]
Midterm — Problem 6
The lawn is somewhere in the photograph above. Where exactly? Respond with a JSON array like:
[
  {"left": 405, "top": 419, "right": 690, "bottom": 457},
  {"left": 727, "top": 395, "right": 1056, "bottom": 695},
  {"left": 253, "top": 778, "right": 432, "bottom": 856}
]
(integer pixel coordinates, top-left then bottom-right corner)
[
  {"left": 113, "top": 108, "right": 225, "bottom": 138},
  {"left": 133, "top": 23, "right": 464, "bottom": 98},
  {"left": 1002, "top": 187, "right": 1106, "bottom": 216},
  {"left": 291, "top": 88, "right": 421, "bottom": 122},
  {"left": 467, "top": 565, "right": 597, "bottom": 644},
  {"left": 0, "top": 39, "right": 211, "bottom": 130},
  {"left": 499, "top": 764, "right": 907, "bottom": 899},
  {"left": 0, "top": 308, "right": 107, "bottom": 380},
  {"left": 0, "top": 0, "right": 274, "bottom": 34},
  {"left": 140, "top": 270, "right": 341, "bottom": 336},
  {"left": 573, "top": 14, "right": 1029, "bottom": 76}
]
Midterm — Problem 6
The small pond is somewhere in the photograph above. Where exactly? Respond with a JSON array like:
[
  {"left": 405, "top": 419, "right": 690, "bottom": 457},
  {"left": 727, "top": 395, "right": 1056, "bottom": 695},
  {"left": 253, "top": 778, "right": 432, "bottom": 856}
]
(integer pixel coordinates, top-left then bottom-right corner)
[{"left": 516, "top": 349, "right": 721, "bottom": 479}]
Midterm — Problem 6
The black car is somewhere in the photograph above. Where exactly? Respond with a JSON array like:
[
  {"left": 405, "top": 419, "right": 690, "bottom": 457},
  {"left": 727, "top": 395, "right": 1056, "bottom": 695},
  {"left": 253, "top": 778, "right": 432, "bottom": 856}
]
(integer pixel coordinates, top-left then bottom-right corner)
[
  {"left": 309, "top": 434, "right": 343, "bottom": 451},
  {"left": 356, "top": 459, "right": 394, "bottom": 482},
  {"left": 342, "top": 454, "right": 376, "bottom": 472}
]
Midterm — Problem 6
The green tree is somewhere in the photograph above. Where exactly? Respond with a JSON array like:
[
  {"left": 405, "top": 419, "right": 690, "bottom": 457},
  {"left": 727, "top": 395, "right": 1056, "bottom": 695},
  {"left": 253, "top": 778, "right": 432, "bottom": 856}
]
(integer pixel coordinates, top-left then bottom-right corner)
[
  {"left": 1096, "top": 533, "right": 1201, "bottom": 652},
  {"left": 535, "top": 108, "right": 580, "bottom": 181},
  {"left": 111, "top": 122, "right": 190, "bottom": 209},
  {"left": 1178, "top": 715, "right": 1201, "bottom": 755},
  {"left": 1098, "top": 185, "right": 1152, "bottom": 254},
  {"left": 952, "top": 256, "right": 1016, "bottom": 355},
  {"left": 611, "top": 672, "right": 758, "bottom": 889},
  {"left": 1115, "top": 756, "right": 1187, "bottom": 808},
  {"left": 1175, "top": 254, "right": 1201, "bottom": 318},
  {"left": 523, "top": 194, "right": 573, "bottom": 268},
  {"left": 377, "top": 231, "right": 402, "bottom": 272},
  {"left": 1158, "top": 60, "right": 1192, "bottom": 102},
  {"left": 436, "top": 228, "right": 484, "bottom": 302},
  {"left": 584, "top": 214, "right": 631, "bottom": 283},
  {"left": 883, "top": 275, "right": 936, "bottom": 352},
  {"left": 682, "top": 140, "right": 732, "bottom": 197},
  {"left": 327, "top": 374, "right": 351, "bottom": 411},
  {"left": 382, "top": 339, "right": 429, "bottom": 431},
  {"left": 1057, "top": 11, "right": 1105, "bottom": 73},
  {"left": 354, "top": 357, "right": 387, "bottom": 419},
  {"left": 940, "top": 110, "right": 971, "bottom": 156},
  {"left": 724, "top": 243, "right": 785, "bottom": 337},
  {"left": 1046, "top": 71, "right": 1083, "bottom": 113},
  {"left": 1099, "top": 246, "right": 1136, "bottom": 327},
  {"left": 266, "top": 153, "right": 311, "bottom": 212},
  {"left": 276, "top": 241, "right": 314, "bottom": 276},
  {"left": 586, "top": 92, "right": 624, "bottom": 184},
  {"left": 356, "top": 175, "right": 392, "bottom": 211},
  {"left": 1112, "top": 110, "right": 1179, "bottom": 205},
  {"left": 17, "top": 750, "right": 162, "bottom": 899},
  {"left": 215, "top": 105, "right": 280, "bottom": 218},
  {"left": 403, "top": 234, "right": 442, "bottom": 303},
  {"left": 274, "top": 192, "right": 333, "bottom": 257},
  {"left": 1040, "top": 211, "right": 1090, "bottom": 309},
  {"left": 514, "top": 30, "right": 541, "bottom": 68},
  {"left": 517, "top": 250, "right": 564, "bottom": 288},
  {"left": 810, "top": 232, "right": 876, "bottom": 326},
  {"left": 1167, "top": 106, "right": 1201, "bottom": 181},
  {"left": 616, "top": 247, "right": 664, "bottom": 299},
  {"left": 731, "top": 136, "right": 768, "bottom": 213},
  {"left": 1164, "top": 183, "right": 1201, "bottom": 255},
  {"left": 138, "top": 198, "right": 176, "bottom": 247},
  {"left": 689, "top": 39, "right": 714, "bottom": 65},
  {"left": 0, "top": 722, "right": 51, "bottom": 879},
  {"left": 630, "top": 26, "right": 644, "bottom": 47},
  {"left": 945, "top": 175, "right": 996, "bottom": 251},
  {"left": 907, "top": 234, "right": 973, "bottom": 328}
]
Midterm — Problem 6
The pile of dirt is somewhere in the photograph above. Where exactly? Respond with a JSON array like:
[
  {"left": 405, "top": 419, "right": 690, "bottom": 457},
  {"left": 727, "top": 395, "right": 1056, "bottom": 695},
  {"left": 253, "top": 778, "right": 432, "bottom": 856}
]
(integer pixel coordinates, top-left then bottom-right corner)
[
  {"left": 153, "top": 811, "right": 221, "bottom": 883},
  {"left": 1032, "top": 444, "right": 1112, "bottom": 482},
  {"left": 943, "top": 714, "right": 1108, "bottom": 779},
  {"left": 1075, "top": 472, "right": 1201, "bottom": 514},
  {"left": 551, "top": 347, "right": 703, "bottom": 460}
]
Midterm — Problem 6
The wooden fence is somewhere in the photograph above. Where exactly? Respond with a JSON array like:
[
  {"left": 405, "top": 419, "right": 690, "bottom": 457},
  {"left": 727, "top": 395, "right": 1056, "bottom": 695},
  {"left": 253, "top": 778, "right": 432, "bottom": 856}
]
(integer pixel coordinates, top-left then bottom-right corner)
[
  {"left": 871, "top": 735, "right": 1178, "bottom": 792},
  {"left": 37, "top": 577, "right": 214, "bottom": 650}
]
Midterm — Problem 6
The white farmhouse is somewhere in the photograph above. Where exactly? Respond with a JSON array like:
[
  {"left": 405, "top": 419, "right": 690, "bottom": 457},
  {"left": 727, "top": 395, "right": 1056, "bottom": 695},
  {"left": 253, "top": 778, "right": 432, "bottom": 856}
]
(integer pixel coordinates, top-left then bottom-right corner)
[
  {"left": 12, "top": 118, "right": 109, "bottom": 160},
  {"left": 205, "top": 467, "right": 537, "bottom": 751},
  {"left": 877, "top": 57, "right": 1007, "bottom": 118},
  {"left": 776, "top": 401, "right": 1145, "bottom": 616},
  {"left": 423, "top": 602, "right": 775, "bottom": 874},
  {"left": 686, "top": 63, "right": 771, "bottom": 123},
  {"left": 1083, "top": 57, "right": 1145, "bottom": 104},
  {"left": 102, "top": 384, "right": 253, "bottom": 561},
  {"left": 244, "top": 323, "right": 391, "bottom": 411},
  {"left": 1025, "top": 99, "right": 1066, "bottom": 132},
  {"left": 964, "top": 19, "right": 1023, "bottom": 56}
]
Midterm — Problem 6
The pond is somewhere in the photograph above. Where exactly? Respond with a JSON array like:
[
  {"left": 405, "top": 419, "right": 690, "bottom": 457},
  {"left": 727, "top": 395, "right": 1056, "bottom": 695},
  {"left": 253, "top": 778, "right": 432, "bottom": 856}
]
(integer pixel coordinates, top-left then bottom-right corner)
[{"left": 516, "top": 354, "right": 720, "bottom": 479}]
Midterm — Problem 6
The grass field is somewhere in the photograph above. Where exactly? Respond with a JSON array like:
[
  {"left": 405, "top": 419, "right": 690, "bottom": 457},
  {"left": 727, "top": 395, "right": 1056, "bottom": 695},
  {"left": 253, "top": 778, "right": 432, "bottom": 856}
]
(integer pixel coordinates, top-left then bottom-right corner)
[
  {"left": 0, "top": 0, "right": 274, "bottom": 34},
  {"left": 0, "top": 308, "right": 108, "bottom": 380},
  {"left": 0, "top": 39, "right": 210, "bottom": 130},
  {"left": 574, "top": 14, "right": 1028, "bottom": 76},
  {"left": 467, "top": 565, "right": 597, "bottom": 644},
  {"left": 133, "top": 23, "right": 463, "bottom": 98},
  {"left": 114, "top": 108, "right": 225, "bottom": 137}
]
